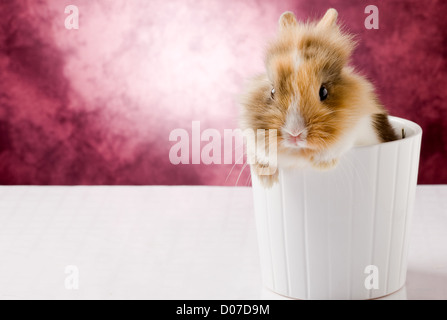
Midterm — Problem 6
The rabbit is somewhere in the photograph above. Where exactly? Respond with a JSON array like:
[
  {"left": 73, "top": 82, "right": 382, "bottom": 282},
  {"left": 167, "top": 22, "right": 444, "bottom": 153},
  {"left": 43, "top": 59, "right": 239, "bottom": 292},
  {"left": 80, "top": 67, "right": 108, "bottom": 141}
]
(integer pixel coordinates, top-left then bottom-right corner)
[{"left": 239, "top": 9, "right": 398, "bottom": 188}]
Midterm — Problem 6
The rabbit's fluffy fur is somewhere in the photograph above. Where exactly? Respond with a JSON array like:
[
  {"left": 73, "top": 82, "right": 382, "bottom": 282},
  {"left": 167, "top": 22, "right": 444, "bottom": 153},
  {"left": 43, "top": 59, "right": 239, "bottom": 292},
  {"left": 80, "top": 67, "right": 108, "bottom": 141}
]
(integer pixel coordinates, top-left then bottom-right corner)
[{"left": 240, "top": 9, "right": 398, "bottom": 187}]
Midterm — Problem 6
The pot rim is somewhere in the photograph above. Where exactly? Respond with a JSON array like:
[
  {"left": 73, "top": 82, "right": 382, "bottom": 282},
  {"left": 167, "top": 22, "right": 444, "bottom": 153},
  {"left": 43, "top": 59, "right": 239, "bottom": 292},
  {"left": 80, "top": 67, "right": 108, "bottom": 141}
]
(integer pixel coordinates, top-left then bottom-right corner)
[{"left": 353, "top": 116, "right": 422, "bottom": 150}]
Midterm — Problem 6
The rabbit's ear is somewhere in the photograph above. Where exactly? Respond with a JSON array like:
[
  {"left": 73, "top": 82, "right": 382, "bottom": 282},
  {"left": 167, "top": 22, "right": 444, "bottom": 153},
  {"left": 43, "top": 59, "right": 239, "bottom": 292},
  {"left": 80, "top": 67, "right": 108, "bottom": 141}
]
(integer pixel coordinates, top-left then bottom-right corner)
[
  {"left": 317, "top": 8, "right": 338, "bottom": 29},
  {"left": 278, "top": 11, "right": 297, "bottom": 31}
]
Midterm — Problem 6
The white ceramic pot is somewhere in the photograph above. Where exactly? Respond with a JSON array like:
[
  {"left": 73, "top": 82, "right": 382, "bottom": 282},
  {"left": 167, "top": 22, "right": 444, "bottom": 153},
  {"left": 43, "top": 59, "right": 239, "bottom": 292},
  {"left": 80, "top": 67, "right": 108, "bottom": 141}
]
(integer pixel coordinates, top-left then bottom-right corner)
[{"left": 251, "top": 116, "right": 422, "bottom": 300}]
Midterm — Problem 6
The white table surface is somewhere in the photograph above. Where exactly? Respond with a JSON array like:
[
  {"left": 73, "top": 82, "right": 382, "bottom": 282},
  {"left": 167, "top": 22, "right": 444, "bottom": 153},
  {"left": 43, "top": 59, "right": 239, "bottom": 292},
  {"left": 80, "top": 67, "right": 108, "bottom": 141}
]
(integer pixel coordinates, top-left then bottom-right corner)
[{"left": 0, "top": 185, "right": 445, "bottom": 300}]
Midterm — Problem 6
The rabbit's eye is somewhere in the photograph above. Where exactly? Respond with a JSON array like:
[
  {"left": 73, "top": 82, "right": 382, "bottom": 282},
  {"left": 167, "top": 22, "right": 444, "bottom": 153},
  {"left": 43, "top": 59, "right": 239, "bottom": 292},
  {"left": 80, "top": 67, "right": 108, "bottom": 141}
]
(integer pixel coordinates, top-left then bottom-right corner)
[
  {"left": 319, "top": 85, "right": 328, "bottom": 101},
  {"left": 271, "top": 88, "right": 276, "bottom": 99}
]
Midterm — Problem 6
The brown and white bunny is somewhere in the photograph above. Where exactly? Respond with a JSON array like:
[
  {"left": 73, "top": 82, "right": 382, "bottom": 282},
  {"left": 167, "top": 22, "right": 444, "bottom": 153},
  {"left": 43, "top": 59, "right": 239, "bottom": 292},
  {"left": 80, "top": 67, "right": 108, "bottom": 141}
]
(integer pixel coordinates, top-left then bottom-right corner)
[{"left": 240, "top": 9, "right": 398, "bottom": 187}]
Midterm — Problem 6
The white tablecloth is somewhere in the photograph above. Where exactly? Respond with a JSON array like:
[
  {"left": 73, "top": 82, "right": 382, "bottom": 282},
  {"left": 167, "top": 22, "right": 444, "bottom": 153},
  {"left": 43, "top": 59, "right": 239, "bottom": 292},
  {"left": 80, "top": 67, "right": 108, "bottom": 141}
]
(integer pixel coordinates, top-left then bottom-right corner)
[{"left": 0, "top": 185, "right": 445, "bottom": 300}]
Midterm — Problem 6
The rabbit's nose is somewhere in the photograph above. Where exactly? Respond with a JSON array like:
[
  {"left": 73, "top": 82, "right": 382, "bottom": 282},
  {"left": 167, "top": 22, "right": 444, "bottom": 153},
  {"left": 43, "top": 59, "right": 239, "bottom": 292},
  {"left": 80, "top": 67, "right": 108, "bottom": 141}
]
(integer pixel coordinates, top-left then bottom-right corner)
[
  {"left": 288, "top": 132, "right": 303, "bottom": 144},
  {"left": 289, "top": 130, "right": 302, "bottom": 137}
]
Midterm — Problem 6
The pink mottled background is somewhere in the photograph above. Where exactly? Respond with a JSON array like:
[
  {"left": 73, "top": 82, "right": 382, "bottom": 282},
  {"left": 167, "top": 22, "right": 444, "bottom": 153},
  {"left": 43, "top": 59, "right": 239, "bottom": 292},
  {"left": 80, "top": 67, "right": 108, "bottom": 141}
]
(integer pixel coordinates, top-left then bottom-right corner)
[{"left": 0, "top": 0, "right": 446, "bottom": 185}]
